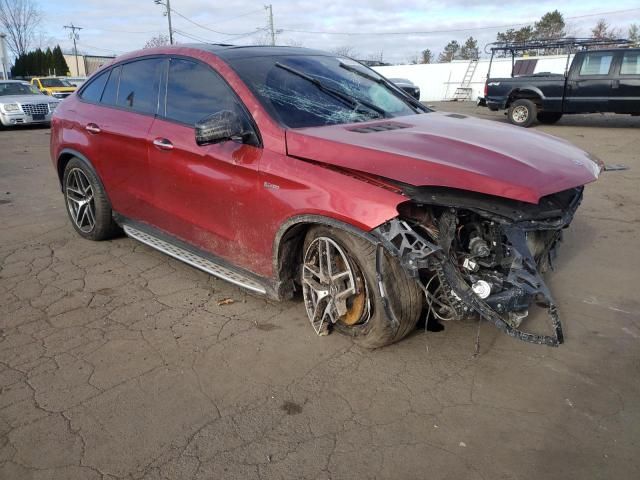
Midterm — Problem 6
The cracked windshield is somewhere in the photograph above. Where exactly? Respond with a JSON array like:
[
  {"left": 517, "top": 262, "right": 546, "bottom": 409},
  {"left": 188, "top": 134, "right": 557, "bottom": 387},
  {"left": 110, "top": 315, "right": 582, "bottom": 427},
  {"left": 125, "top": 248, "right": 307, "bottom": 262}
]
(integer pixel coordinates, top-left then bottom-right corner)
[{"left": 229, "top": 55, "right": 423, "bottom": 127}]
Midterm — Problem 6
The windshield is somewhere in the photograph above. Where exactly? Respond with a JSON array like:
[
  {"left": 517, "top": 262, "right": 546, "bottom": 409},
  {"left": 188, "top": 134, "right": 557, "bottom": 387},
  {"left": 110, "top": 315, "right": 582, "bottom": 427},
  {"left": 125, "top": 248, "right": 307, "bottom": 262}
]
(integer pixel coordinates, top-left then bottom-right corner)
[
  {"left": 0, "top": 82, "right": 43, "bottom": 96},
  {"left": 40, "top": 78, "right": 72, "bottom": 88},
  {"left": 228, "top": 55, "right": 426, "bottom": 128}
]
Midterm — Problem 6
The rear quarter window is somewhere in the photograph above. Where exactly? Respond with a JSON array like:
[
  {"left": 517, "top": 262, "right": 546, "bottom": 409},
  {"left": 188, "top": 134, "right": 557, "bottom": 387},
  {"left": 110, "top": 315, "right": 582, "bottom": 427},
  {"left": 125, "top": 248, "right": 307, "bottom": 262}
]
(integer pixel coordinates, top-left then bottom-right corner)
[
  {"left": 79, "top": 70, "right": 109, "bottom": 103},
  {"left": 101, "top": 66, "right": 121, "bottom": 105}
]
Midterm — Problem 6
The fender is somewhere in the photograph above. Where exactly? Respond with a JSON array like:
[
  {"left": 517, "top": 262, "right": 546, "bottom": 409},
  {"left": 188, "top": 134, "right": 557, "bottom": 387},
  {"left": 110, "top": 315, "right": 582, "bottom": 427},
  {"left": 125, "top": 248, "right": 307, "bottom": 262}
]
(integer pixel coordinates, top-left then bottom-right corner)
[
  {"left": 507, "top": 85, "right": 546, "bottom": 103},
  {"left": 55, "top": 148, "right": 113, "bottom": 206}
]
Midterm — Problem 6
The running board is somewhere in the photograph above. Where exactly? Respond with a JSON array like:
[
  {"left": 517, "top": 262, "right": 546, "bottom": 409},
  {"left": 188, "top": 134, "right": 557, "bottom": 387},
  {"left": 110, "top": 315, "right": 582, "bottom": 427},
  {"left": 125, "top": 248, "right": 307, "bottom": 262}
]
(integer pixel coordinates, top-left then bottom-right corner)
[{"left": 123, "top": 225, "right": 267, "bottom": 294}]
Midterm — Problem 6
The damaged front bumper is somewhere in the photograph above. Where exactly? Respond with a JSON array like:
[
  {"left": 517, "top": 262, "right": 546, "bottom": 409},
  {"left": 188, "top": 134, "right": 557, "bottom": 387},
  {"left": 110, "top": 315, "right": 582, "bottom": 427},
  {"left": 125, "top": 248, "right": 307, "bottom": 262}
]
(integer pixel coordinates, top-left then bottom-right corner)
[{"left": 372, "top": 186, "right": 584, "bottom": 346}]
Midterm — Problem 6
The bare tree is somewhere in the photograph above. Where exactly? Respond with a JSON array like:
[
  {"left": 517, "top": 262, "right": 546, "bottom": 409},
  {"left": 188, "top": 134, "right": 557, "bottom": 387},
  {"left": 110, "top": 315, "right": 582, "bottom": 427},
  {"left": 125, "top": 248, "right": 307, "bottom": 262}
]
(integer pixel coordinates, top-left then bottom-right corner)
[
  {"left": 330, "top": 46, "right": 359, "bottom": 58},
  {"left": 144, "top": 34, "right": 170, "bottom": 49},
  {"left": 629, "top": 24, "right": 639, "bottom": 46},
  {"left": 0, "top": 0, "right": 42, "bottom": 57},
  {"left": 591, "top": 19, "right": 621, "bottom": 41}
]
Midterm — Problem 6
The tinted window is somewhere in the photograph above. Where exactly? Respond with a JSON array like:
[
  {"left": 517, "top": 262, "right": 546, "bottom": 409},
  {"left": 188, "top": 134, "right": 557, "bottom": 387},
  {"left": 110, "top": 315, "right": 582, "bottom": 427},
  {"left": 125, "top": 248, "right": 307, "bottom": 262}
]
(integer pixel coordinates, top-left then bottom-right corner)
[
  {"left": 80, "top": 70, "right": 109, "bottom": 102},
  {"left": 117, "top": 58, "right": 163, "bottom": 114},
  {"left": 621, "top": 51, "right": 640, "bottom": 75},
  {"left": 579, "top": 53, "right": 613, "bottom": 76},
  {"left": 165, "top": 59, "right": 240, "bottom": 125},
  {"left": 101, "top": 66, "right": 120, "bottom": 105}
]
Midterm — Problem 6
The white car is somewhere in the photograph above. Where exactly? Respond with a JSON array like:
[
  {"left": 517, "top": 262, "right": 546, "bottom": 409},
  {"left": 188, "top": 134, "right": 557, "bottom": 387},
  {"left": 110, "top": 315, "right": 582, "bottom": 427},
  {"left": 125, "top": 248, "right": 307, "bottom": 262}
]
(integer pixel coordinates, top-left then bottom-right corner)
[
  {"left": 0, "top": 81, "right": 60, "bottom": 127},
  {"left": 64, "top": 77, "right": 87, "bottom": 87}
]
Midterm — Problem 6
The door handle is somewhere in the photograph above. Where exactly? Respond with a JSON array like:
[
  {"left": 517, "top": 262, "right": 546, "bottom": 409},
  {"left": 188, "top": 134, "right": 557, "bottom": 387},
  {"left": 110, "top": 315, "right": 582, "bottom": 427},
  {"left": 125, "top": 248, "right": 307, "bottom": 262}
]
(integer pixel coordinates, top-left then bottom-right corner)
[
  {"left": 612, "top": 79, "right": 620, "bottom": 89},
  {"left": 153, "top": 138, "right": 174, "bottom": 151},
  {"left": 85, "top": 123, "right": 101, "bottom": 134}
]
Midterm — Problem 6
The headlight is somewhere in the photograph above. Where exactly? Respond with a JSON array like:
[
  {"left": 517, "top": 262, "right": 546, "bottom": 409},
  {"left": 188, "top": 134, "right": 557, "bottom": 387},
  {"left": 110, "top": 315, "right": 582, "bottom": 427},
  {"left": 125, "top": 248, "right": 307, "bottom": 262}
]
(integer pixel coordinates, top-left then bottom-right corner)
[
  {"left": 1, "top": 103, "right": 20, "bottom": 112},
  {"left": 49, "top": 103, "right": 58, "bottom": 111}
]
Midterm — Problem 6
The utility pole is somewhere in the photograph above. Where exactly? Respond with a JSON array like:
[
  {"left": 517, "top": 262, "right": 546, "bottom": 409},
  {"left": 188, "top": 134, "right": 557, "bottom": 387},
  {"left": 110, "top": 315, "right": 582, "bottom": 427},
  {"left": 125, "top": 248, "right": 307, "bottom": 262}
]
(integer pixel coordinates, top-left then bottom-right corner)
[
  {"left": 64, "top": 23, "right": 83, "bottom": 76},
  {"left": 265, "top": 4, "right": 275, "bottom": 46},
  {"left": 154, "top": 0, "right": 174, "bottom": 45}
]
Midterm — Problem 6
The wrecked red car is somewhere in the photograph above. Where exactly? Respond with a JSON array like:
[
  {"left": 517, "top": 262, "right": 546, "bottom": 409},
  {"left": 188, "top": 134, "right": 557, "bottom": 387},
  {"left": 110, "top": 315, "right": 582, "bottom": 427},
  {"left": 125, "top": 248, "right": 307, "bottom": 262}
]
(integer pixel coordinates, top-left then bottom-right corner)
[{"left": 50, "top": 45, "right": 601, "bottom": 348}]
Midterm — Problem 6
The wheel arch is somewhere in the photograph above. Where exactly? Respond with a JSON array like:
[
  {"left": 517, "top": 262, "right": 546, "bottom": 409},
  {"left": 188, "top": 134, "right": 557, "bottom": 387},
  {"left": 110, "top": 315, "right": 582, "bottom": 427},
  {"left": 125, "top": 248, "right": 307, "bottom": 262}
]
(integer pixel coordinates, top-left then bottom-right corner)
[
  {"left": 272, "top": 214, "right": 381, "bottom": 299},
  {"left": 56, "top": 149, "right": 112, "bottom": 205},
  {"left": 506, "top": 87, "right": 544, "bottom": 108}
]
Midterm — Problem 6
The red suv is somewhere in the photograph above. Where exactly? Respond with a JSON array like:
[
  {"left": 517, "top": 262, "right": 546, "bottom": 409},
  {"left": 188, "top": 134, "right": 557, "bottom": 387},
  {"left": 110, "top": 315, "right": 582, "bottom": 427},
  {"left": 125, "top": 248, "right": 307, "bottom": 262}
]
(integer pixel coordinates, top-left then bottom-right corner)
[{"left": 51, "top": 45, "right": 601, "bottom": 348}]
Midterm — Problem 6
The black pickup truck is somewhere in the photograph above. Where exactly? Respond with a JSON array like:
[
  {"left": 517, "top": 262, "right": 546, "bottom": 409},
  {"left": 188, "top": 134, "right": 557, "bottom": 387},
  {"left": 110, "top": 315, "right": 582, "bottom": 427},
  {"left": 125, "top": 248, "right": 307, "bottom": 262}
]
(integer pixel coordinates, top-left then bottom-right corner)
[{"left": 484, "top": 48, "right": 640, "bottom": 127}]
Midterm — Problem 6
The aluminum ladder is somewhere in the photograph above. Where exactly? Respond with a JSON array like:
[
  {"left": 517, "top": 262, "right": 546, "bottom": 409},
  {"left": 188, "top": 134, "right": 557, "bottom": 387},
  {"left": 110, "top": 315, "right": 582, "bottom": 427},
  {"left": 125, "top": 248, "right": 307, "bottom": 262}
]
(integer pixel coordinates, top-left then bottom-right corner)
[{"left": 452, "top": 60, "right": 478, "bottom": 101}]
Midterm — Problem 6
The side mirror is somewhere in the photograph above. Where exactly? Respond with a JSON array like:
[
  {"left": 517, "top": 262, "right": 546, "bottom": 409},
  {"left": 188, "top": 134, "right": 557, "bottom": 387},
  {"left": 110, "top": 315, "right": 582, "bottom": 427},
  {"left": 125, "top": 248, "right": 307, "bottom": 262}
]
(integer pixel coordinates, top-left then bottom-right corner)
[{"left": 195, "top": 110, "right": 244, "bottom": 146}]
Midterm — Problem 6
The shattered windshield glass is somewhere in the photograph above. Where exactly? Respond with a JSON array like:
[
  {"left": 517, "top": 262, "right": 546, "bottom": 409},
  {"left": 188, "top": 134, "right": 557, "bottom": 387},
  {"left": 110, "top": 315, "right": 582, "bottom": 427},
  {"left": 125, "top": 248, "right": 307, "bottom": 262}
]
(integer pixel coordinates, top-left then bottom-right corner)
[{"left": 228, "top": 55, "right": 423, "bottom": 128}]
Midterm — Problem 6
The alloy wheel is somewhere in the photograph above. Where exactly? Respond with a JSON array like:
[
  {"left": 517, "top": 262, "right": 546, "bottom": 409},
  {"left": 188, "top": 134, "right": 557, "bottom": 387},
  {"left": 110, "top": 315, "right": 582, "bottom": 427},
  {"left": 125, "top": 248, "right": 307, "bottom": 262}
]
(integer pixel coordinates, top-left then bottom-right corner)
[
  {"left": 302, "top": 236, "right": 370, "bottom": 335},
  {"left": 65, "top": 168, "right": 96, "bottom": 233}
]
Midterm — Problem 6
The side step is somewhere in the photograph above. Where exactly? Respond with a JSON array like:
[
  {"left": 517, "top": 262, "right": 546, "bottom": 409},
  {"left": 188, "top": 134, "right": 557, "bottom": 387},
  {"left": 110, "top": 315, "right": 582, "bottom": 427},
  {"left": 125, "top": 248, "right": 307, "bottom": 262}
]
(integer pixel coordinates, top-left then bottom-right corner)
[{"left": 123, "top": 225, "right": 267, "bottom": 294}]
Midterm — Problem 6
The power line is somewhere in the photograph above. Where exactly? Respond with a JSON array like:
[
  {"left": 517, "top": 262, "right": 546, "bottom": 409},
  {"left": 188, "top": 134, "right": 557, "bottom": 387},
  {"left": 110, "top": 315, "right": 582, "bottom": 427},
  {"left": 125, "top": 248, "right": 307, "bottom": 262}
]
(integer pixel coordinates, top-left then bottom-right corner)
[
  {"left": 279, "top": 7, "right": 640, "bottom": 36},
  {"left": 173, "top": 27, "right": 267, "bottom": 44},
  {"left": 169, "top": 6, "right": 263, "bottom": 36}
]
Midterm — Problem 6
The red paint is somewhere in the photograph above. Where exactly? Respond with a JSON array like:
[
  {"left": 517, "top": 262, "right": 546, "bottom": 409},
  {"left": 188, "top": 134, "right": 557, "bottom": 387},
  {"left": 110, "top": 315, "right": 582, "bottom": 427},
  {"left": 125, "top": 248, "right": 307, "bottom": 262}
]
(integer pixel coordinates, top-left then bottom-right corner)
[{"left": 51, "top": 46, "right": 598, "bottom": 279}]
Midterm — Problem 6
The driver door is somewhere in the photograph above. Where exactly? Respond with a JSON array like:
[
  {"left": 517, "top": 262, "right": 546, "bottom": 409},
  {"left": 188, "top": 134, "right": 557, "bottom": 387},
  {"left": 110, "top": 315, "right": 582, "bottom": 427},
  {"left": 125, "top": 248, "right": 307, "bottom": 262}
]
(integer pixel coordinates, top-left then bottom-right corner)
[{"left": 146, "top": 57, "right": 264, "bottom": 271}]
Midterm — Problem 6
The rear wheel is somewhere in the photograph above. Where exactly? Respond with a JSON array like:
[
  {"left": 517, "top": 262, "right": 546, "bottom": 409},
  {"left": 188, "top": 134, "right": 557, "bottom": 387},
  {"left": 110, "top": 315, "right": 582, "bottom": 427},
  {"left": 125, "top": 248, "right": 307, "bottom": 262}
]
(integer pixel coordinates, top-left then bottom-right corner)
[
  {"left": 508, "top": 99, "right": 537, "bottom": 127},
  {"left": 537, "top": 112, "right": 563, "bottom": 124},
  {"left": 63, "top": 158, "right": 121, "bottom": 241},
  {"left": 301, "top": 226, "right": 423, "bottom": 349}
]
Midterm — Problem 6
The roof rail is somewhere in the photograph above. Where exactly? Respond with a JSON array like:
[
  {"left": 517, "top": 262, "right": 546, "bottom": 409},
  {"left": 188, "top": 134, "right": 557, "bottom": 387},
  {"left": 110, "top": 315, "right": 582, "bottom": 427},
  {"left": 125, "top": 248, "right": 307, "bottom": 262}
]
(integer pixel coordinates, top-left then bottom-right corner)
[{"left": 484, "top": 37, "right": 633, "bottom": 54}]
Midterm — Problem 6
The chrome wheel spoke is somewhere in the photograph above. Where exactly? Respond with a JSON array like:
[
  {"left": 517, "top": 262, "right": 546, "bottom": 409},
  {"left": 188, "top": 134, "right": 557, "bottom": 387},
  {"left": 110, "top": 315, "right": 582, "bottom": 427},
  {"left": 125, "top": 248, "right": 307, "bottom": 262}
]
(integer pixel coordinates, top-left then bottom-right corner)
[
  {"left": 65, "top": 168, "right": 96, "bottom": 233},
  {"left": 302, "top": 236, "right": 371, "bottom": 335}
]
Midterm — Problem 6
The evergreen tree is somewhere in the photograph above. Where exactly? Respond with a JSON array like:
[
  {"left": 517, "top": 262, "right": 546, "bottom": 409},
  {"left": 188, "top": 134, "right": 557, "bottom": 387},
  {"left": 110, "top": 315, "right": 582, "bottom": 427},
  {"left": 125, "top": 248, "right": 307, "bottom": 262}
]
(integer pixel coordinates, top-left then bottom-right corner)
[
  {"left": 534, "top": 10, "right": 565, "bottom": 40},
  {"left": 420, "top": 49, "right": 433, "bottom": 64},
  {"left": 437, "top": 40, "right": 460, "bottom": 63},
  {"left": 45, "top": 47, "right": 54, "bottom": 75},
  {"left": 459, "top": 37, "right": 479, "bottom": 60},
  {"left": 52, "top": 45, "right": 69, "bottom": 76}
]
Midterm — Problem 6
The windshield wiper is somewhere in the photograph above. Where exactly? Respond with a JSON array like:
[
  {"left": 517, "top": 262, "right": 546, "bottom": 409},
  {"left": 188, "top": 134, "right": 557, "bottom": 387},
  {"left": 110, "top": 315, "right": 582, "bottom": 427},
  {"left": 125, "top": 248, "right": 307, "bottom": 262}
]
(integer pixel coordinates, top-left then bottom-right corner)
[
  {"left": 274, "top": 62, "right": 388, "bottom": 119},
  {"left": 338, "top": 62, "right": 428, "bottom": 113}
]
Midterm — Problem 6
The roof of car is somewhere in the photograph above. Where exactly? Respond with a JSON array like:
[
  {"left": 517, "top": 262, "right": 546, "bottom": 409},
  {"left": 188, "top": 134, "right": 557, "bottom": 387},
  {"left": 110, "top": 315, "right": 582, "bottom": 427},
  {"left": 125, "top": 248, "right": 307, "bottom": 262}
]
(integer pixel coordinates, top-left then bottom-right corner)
[
  {"left": 172, "top": 43, "right": 335, "bottom": 60},
  {"left": 0, "top": 80, "right": 29, "bottom": 84}
]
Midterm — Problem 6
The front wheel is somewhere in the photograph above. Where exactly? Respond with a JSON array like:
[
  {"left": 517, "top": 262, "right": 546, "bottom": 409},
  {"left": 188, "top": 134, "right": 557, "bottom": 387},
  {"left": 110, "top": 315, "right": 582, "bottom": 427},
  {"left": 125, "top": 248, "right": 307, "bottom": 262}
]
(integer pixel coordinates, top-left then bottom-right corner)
[
  {"left": 301, "top": 226, "right": 423, "bottom": 349},
  {"left": 508, "top": 99, "right": 537, "bottom": 127}
]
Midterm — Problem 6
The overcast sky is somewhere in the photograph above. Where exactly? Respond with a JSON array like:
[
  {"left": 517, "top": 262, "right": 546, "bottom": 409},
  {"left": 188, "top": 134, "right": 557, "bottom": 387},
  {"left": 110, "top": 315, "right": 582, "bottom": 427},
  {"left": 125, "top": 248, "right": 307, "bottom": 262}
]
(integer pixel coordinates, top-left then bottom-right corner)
[{"left": 40, "top": 0, "right": 640, "bottom": 63}]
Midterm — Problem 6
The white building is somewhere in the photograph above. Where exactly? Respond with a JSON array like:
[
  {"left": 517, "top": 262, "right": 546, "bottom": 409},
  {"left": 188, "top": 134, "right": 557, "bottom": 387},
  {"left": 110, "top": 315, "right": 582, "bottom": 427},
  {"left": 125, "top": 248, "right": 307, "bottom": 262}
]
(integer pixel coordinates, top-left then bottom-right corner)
[{"left": 374, "top": 54, "right": 573, "bottom": 102}]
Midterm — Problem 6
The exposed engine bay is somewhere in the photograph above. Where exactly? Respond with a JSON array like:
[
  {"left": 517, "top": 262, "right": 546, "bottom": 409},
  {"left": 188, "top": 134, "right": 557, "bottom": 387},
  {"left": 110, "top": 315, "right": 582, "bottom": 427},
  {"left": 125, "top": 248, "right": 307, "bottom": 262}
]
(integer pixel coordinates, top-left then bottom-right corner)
[{"left": 373, "top": 186, "right": 584, "bottom": 346}]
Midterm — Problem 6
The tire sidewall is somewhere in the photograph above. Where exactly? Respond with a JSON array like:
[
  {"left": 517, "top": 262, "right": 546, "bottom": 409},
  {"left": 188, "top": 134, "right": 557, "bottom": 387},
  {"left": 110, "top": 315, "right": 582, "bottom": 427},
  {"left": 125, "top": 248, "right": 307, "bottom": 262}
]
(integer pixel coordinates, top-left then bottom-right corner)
[
  {"left": 62, "top": 158, "right": 116, "bottom": 241},
  {"left": 508, "top": 99, "right": 537, "bottom": 127},
  {"left": 302, "top": 225, "right": 422, "bottom": 348}
]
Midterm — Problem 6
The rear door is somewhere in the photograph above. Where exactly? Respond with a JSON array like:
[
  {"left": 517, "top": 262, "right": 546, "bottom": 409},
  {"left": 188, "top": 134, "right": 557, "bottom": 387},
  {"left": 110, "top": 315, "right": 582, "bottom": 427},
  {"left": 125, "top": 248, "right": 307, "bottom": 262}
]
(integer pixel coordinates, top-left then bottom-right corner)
[
  {"left": 564, "top": 51, "right": 615, "bottom": 113},
  {"left": 82, "top": 58, "right": 164, "bottom": 221},
  {"left": 146, "top": 57, "right": 264, "bottom": 270},
  {"left": 610, "top": 50, "right": 640, "bottom": 113}
]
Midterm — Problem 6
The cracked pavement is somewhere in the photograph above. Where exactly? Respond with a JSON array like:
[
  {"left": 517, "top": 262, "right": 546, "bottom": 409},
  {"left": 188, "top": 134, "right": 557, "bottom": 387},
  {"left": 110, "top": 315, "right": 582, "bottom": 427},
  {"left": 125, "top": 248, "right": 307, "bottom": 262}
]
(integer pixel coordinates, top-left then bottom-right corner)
[{"left": 1, "top": 104, "right": 640, "bottom": 479}]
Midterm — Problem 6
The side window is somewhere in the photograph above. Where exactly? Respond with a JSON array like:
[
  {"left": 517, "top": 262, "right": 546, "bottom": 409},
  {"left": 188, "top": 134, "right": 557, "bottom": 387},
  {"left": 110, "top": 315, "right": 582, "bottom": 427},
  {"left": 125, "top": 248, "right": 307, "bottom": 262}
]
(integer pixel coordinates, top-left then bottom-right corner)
[
  {"left": 80, "top": 70, "right": 109, "bottom": 102},
  {"left": 117, "top": 58, "right": 163, "bottom": 114},
  {"left": 101, "top": 65, "right": 121, "bottom": 105},
  {"left": 621, "top": 51, "right": 640, "bottom": 75},
  {"left": 165, "top": 58, "right": 240, "bottom": 125},
  {"left": 579, "top": 52, "right": 613, "bottom": 76}
]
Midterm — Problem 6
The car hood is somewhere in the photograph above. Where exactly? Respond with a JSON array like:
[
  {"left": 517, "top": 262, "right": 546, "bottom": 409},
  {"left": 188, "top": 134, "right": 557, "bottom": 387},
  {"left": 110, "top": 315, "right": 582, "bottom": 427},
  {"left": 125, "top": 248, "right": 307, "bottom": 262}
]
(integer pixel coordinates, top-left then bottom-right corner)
[
  {"left": 0, "top": 94, "right": 55, "bottom": 104},
  {"left": 285, "top": 111, "right": 600, "bottom": 204}
]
